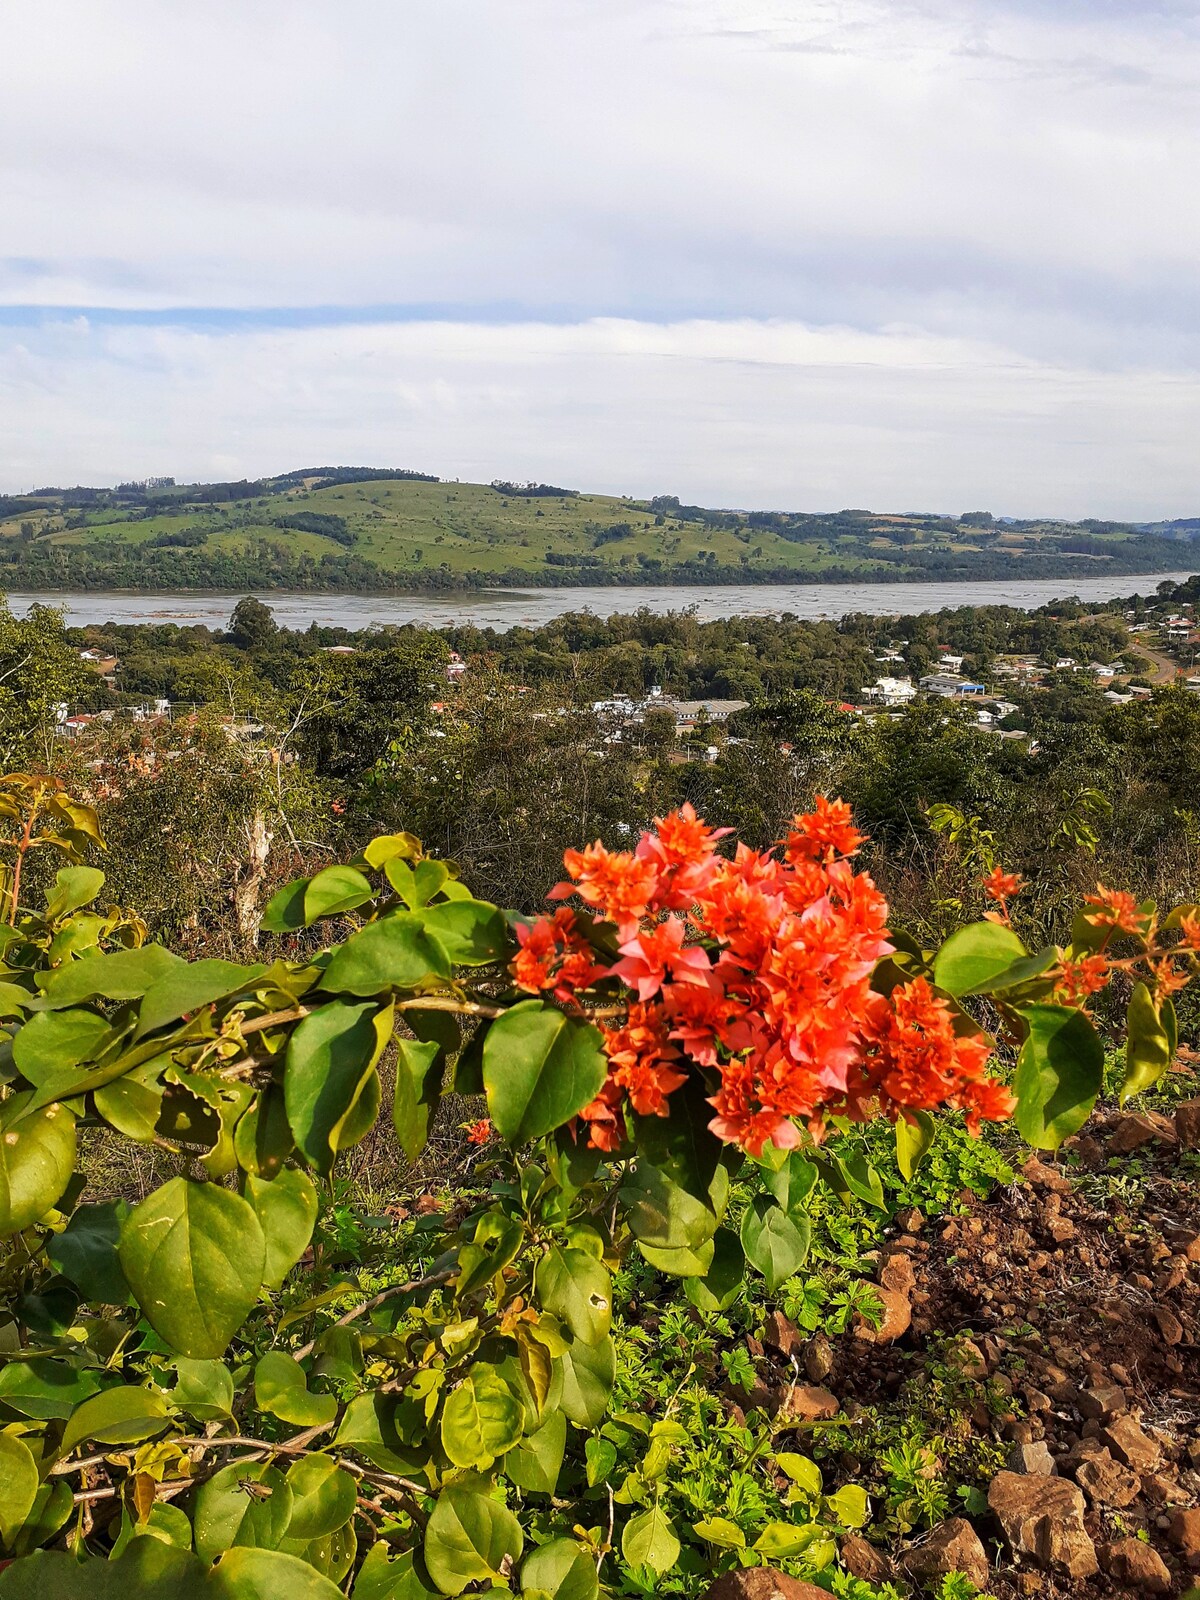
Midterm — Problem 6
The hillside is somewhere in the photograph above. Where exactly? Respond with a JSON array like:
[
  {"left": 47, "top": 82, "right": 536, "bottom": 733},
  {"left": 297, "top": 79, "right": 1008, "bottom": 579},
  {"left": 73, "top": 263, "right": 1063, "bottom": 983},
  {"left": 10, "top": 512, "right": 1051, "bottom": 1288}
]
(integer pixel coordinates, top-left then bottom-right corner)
[{"left": 0, "top": 467, "right": 1192, "bottom": 592}]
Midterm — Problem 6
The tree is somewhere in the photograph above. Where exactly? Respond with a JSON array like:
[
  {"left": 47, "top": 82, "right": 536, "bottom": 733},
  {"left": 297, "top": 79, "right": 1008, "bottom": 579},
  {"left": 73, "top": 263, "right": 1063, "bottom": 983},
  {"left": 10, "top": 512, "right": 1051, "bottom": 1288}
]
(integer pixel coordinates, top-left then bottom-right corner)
[
  {"left": 0, "top": 598, "right": 88, "bottom": 767},
  {"left": 227, "top": 595, "right": 279, "bottom": 650}
]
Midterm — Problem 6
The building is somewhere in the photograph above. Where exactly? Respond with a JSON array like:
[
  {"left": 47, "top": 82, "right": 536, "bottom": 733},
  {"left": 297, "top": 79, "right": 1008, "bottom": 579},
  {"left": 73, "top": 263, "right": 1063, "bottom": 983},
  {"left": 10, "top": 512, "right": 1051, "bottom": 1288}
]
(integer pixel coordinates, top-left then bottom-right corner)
[
  {"left": 919, "top": 674, "right": 987, "bottom": 698},
  {"left": 79, "top": 648, "right": 118, "bottom": 687},
  {"left": 862, "top": 676, "right": 917, "bottom": 706}
]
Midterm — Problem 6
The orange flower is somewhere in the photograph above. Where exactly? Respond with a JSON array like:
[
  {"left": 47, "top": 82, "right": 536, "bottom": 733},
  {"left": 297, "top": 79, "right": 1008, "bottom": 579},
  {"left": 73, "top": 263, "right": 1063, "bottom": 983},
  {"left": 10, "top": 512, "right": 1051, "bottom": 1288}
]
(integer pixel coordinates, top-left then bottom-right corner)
[
  {"left": 465, "top": 1118, "right": 492, "bottom": 1145},
  {"left": 552, "top": 841, "right": 658, "bottom": 934},
  {"left": 784, "top": 795, "right": 865, "bottom": 864},
  {"left": 982, "top": 866, "right": 1024, "bottom": 902},
  {"left": 1053, "top": 953, "right": 1110, "bottom": 1007},
  {"left": 1083, "top": 885, "right": 1146, "bottom": 938},
  {"left": 1177, "top": 911, "right": 1200, "bottom": 951},
  {"left": 511, "top": 908, "right": 607, "bottom": 1003}
]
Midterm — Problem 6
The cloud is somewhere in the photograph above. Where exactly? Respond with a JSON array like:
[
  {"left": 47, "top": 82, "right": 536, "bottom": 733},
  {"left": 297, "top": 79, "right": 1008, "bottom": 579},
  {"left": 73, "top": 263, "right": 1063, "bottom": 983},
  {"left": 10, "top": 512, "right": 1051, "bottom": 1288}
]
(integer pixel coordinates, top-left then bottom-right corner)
[
  {"left": 0, "top": 0, "right": 1198, "bottom": 505},
  {"left": 3, "top": 314, "right": 1200, "bottom": 520}
]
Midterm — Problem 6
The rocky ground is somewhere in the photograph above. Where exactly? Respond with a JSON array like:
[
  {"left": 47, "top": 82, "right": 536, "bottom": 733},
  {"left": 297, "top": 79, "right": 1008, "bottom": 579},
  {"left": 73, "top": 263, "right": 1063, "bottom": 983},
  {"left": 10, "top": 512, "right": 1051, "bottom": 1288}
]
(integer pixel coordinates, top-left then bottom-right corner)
[{"left": 745, "top": 1097, "right": 1200, "bottom": 1598}]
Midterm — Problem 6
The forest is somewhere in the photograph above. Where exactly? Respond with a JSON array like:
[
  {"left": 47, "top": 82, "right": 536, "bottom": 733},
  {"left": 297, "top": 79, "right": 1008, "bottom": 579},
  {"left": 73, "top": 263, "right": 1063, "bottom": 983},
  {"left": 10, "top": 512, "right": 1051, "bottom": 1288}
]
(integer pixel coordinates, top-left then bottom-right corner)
[{"left": 0, "top": 580, "right": 1197, "bottom": 1600}]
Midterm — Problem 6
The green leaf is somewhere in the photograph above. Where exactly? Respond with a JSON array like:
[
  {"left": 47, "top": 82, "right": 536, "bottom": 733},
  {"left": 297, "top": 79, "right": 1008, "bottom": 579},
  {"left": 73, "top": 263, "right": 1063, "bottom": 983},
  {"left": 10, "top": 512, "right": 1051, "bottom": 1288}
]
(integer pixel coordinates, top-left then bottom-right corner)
[
  {"left": 0, "top": 1542, "right": 210, "bottom": 1599},
  {"left": 392, "top": 1037, "right": 444, "bottom": 1162},
  {"left": 46, "top": 1198, "right": 129, "bottom": 1303},
  {"left": 1013, "top": 1003, "right": 1105, "bottom": 1150},
  {"left": 832, "top": 1150, "right": 887, "bottom": 1210},
  {"left": 352, "top": 1545, "right": 440, "bottom": 1600},
  {"left": 774, "top": 1453, "right": 822, "bottom": 1495},
  {"left": 0, "top": 1096, "right": 77, "bottom": 1235},
  {"left": 244, "top": 1169, "right": 319, "bottom": 1290},
  {"left": 0, "top": 981, "right": 32, "bottom": 1018},
  {"left": 135, "top": 960, "right": 266, "bottom": 1039},
  {"left": 752, "top": 1522, "right": 819, "bottom": 1559},
  {"left": 691, "top": 1518, "right": 746, "bottom": 1549},
  {"left": 59, "top": 1384, "right": 170, "bottom": 1456},
  {"left": 423, "top": 1485, "right": 524, "bottom": 1597},
  {"left": 362, "top": 833, "right": 421, "bottom": 871},
  {"left": 0, "top": 1432, "right": 39, "bottom": 1547},
  {"left": 933, "top": 922, "right": 1027, "bottom": 997},
  {"left": 284, "top": 1001, "right": 390, "bottom": 1173},
  {"left": 215, "top": 1548, "right": 346, "bottom": 1600},
  {"left": 740, "top": 1195, "right": 811, "bottom": 1291},
  {"left": 255, "top": 1352, "right": 337, "bottom": 1429},
  {"left": 44, "top": 865, "right": 106, "bottom": 920},
  {"left": 584, "top": 1437, "right": 617, "bottom": 1488},
  {"left": 94, "top": 1058, "right": 167, "bottom": 1143},
  {"left": 441, "top": 1365, "right": 525, "bottom": 1469},
  {"left": 482, "top": 1001, "right": 608, "bottom": 1146},
  {"left": 682, "top": 1226, "right": 744, "bottom": 1313},
  {"left": 334, "top": 1393, "right": 427, "bottom": 1477},
  {"left": 194, "top": 1462, "right": 294, "bottom": 1564},
  {"left": 171, "top": 1357, "right": 234, "bottom": 1421},
  {"left": 621, "top": 1506, "right": 680, "bottom": 1575},
  {"left": 535, "top": 1247, "right": 611, "bottom": 1344},
  {"left": 637, "top": 1236, "right": 714, "bottom": 1277},
  {"left": 1120, "top": 982, "right": 1175, "bottom": 1104},
  {"left": 825, "top": 1484, "right": 870, "bottom": 1527},
  {"left": 37, "top": 946, "right": 183, "bottom": 1010},
  {"left": 633, "top": 1074, "right": 722, "bottom": 1199},
  {"left": 557, "top": 1333, "right": 614, "bottom": 1428},
  {"left": 13, "top": 1006, "right": 114, "bottom": 1082},
  {"left": 304, "top": 866, "right": 376, "bottom": 922},
  {"left": 285, "top": 1455, "right": 357, "bottom": 1540},
  {"left": 519, "top": 1539, "right": 598, "bottom": 1600},
  {"left": 319, "top": 915, "right": 452, "bottom": 997},
  {"left": 0, "top": 1358, "right": 104, "bottom": 1420},
  {"left": 234, "top": 1088, "right": 295, "bottom": 1180},
  {"left": 118, "top": 1177, "right": 266, "bottom": 1357},
  {"left": 502, "top": 1407, "right": 565, "bottom": 1494},
  {"left": 895, "top": 1112, "right": 936, "bottom": 1181},
  {"left": 260, "top": 878, "right": 310, "bottom": 934},
  {"left": 620, "top": 1162, "right": 721, "bottom": 1251},
  {"left": 418, "top": 901, "right": 508, "bottom": 966},
  {"left": 765, "top": 1152, "right": 818, "bottom": 1216}
]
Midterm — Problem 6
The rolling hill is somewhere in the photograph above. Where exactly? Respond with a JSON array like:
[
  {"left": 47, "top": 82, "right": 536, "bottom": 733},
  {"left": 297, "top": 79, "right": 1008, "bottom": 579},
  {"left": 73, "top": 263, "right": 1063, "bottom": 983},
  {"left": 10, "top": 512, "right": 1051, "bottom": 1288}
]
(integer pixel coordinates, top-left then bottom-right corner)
[{"left": 0, "top": 468, "right": 1192, "bottom": 592}]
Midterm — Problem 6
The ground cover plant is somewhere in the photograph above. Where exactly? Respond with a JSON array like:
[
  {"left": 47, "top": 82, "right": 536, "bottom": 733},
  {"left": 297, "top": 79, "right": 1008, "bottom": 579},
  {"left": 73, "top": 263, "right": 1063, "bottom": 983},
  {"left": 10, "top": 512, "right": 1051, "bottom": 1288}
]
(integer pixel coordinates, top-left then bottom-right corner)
[{"left": 0, "top": 774, "right": 1196, "bottom": 1598}]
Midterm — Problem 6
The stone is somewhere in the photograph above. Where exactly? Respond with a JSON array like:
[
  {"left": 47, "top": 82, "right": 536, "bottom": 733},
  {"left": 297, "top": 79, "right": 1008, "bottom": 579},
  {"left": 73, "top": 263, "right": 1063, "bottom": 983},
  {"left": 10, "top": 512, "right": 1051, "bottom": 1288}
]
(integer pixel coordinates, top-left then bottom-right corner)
[
  {"left": 1102, "top": 1412, "right": 1162, "bottom": 1472},
  {"left": 1078, "top": 1384, "right": 1126, "bottom": 1420},
  {"left": 763, "top": 1311, "right": 802, "bottom": 1358},
  {"left": 1169, "top": 1507, "right": 1200, "bottom": 1557},
  {"left": 1007, "top": 1441, "right": 1056, "bottom": 1476},
  {"left": 1175, "top": 1096, "right": 1200, "bottom": 1149},
  {"left": 839, "top": 1534, "right": 892, "bottom": 1585},
  {"left": 1073, "top": 1446, "right": 1141, "bottom": 1508},
  {"left": 879, "top": 1251, "right": 915, "bottom": 1295},
  {"left": 1183, "top": 1232, "right": 1200, "bottom": 1264},
  {"left": 1153, "top": 1305, "right": 1184, "bottom": 1345},
  {"left": 1022, "top": 1155, "right": 1072, "bottom": 1192},
  {"left": 1047, "top": 1216, "right": 1077, "bottom": 1245},
  {"left": 901, "top": 1518, "right": 989, "bottom": 1591},
  {"left": 987, "top": 1471, "right": 1099, "bottom": 1578},
  {"left": 854, "top": 1286, "right": 911, "bottom": 1344},
  {"left": 702, "top": 1569, "right": 831, "bottom": 1600},
  {"left": 1099, "top": 1537, "right": 1172, "bottom": 1594},
  {"left": 774, "top": 1384, "right": 839, "bottom": 1422},
  {"left": 804, "top": 1334, "right": 834, "bottom": 1383},
  {"left": 1108, "top": 1111, "right": 1177, "bottom": 1153},
  {"left": 894, "top": 1206, "right": 925, "bottom": 1233},
  {"left": 947, "top": 1337, "right": 989, "bottom": 1379}
]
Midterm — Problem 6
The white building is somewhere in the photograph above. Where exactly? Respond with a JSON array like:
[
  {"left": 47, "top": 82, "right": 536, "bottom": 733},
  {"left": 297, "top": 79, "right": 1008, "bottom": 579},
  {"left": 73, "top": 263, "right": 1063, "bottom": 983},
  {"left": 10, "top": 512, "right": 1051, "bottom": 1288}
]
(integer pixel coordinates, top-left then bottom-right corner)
[{"left": 862, "top": 676, "right": 917, "bottom": 706}]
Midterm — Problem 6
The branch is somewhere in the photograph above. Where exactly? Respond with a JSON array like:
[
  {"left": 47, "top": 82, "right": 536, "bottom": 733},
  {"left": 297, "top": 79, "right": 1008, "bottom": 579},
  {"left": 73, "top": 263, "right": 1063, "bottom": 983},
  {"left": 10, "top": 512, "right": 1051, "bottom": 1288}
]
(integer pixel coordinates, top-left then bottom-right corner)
[{"left": 292, "top": 1265, "right": 456, "bottom": 1362}]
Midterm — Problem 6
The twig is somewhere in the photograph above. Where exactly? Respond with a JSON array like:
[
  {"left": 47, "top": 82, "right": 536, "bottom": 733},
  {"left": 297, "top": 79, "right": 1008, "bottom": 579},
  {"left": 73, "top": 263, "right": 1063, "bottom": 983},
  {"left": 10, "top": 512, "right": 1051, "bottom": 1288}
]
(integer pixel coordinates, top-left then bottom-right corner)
[{"left": 291, "top": 1265, "right": 456, "bottom": 1362}]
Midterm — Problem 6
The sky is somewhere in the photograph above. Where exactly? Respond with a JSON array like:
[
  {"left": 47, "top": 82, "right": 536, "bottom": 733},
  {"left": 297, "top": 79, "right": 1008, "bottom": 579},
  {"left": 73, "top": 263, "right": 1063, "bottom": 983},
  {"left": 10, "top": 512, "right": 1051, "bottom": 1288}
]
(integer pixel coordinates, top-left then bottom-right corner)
[{"left": 2, "top": 0, "right": 1199, "bottom": 517}]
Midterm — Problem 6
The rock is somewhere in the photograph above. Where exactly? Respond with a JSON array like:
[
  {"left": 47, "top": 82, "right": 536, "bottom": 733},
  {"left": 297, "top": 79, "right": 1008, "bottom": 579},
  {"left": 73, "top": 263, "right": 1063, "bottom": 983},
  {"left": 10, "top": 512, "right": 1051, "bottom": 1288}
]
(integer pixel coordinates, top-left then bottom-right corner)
[
  {"left": 1047, "top": 1216, "right": 1077, "bottom": 1245},
  {"left": 804, "top": 1334, "right": 834, "bottom": 1383},
  {"left": 854, "top": 1286, "right": 911, "bottom": 1344},
  {"left": 1175, "top": 1096, "right": 1200, "bottom": 1149},
  {"left": 947, "top": 1337, "right": 989, "bottom": 1380},
  {"left": 703, "top": 1572, "right": 830, "bottom": 1600},
  {"left": 987, "top": 1471, "right": 1099, "bottom": 1578},
  {"left": 726, "top": 1377, "right": 772, "bottom": 1413},
  {"left": 901, "top": 1518, "right": 989, "bottom": 1591},
  {"left": 839, "top": 1534, "right": 892, "bottom": 1585},
  {"left": 879, "top": 1251, "right": 915, "bottom": 1295},
  {"left": 1073, "top": 1446, "right": 1141, "bottom": 1508},
  {"left": 1108, "top": 1111, "right": 1177, "bottom": 1152},
  {"left": 1078, "top": 1384, "right": 1126, "bottom": 1420},
  {"left": 1169, "top": 1507, "right": 1200, "bottom": 1557},
  {"left": 894, "top": 1206, "right": 925, "bottom": 1233},
  {"left": 1099, "top": 1536, "right": 1172, "bottom": 1594},
  {"left": 1182, "top": 1232, "right": 1200, "bottom": 1264},
  {"left": 1007, "top": 1441, "right": 1056, "bottom": 1476},
  {"left": 774, "top": 1384, "right": 839, "bottom": 1421},
  {"left": 1102, "top": 1412, "right": 1162, "bottom": 1473},
  {"left": 1023, "top": 1155, "right": 1072, "bottom": 1192},
  {"left": 763, "top": 1312, "right": 802, "bottom": 1358},
  {"left": 1153, "top": 1305, "right": 1184, "bottom": 1345}
]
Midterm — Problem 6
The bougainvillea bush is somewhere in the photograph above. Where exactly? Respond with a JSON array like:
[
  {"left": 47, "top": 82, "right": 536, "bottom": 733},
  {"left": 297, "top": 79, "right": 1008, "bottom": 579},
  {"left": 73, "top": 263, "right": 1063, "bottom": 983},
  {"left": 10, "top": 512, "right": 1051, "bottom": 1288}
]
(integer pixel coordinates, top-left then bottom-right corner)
[{"left": 0, "top": 775, "right": 1193, "bottom": 1598}]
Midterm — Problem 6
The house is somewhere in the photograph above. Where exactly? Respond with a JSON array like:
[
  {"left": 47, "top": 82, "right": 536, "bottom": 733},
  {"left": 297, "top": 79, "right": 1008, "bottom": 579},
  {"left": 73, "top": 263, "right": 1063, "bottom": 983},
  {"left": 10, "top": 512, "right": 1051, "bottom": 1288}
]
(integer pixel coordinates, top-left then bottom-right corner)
[
  {"left": 79, "top": 648, "right": 118, "bottom": 686},
  {"left": 1103, "top": 690, "right": 1134, "bottom": 705},
  {"left": 321, "top": 645, "right": 357, "bottom": 655},
  {"left": 938, "top": 653, "right": 965, "bottom": 672},
  {"left": 919, "top": 674, "right": 985, "bottom": 698},
  {"left": 862, "top": 676, "right": 916, "bottom": 706},
  {"left": 661, "top": 698, "right": 749, "bottom": 732},
  {"left": 1054, "top": 657, "right": 1078, "bottom": 671},
  {"left": 1090, "top": 663, "right": 1116, "bottom": 680}
]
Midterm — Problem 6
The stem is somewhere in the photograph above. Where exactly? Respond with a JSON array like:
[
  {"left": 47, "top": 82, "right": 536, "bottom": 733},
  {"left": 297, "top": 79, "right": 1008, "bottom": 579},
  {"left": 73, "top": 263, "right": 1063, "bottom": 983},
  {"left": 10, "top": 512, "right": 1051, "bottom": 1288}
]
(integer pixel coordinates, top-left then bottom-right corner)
[{"left": 291, "top": 1265, "right": 456, "bottom": 1363}]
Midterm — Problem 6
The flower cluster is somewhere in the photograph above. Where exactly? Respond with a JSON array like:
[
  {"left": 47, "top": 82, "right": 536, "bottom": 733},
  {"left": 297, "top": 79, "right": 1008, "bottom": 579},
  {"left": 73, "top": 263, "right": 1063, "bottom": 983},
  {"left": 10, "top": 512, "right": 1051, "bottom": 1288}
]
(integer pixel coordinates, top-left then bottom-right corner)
[{"left": 513, "top": 799, "right": 1015, "bottom": 1156}]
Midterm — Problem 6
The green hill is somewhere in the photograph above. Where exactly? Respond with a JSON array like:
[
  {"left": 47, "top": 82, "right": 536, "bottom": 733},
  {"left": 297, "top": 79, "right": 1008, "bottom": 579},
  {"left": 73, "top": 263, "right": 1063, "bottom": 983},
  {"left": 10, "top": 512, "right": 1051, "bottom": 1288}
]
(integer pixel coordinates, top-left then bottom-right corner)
[{"left": 0, "top": 468, "right": 1191, "bottom": 592}]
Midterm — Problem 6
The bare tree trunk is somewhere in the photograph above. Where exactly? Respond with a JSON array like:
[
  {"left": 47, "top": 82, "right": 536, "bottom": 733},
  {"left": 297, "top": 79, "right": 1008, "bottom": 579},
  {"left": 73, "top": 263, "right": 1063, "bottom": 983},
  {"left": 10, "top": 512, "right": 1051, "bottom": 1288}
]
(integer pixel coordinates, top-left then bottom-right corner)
[{"left": 234, "top": 811, "right": 273, "bottom": 946}]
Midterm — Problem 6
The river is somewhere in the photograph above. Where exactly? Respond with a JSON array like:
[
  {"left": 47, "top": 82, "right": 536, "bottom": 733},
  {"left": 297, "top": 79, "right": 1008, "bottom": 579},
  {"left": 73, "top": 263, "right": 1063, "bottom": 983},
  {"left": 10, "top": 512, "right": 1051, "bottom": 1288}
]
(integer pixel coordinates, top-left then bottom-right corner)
[{"left": 7, "top": 572, "right": 1195, "bottom": 632}]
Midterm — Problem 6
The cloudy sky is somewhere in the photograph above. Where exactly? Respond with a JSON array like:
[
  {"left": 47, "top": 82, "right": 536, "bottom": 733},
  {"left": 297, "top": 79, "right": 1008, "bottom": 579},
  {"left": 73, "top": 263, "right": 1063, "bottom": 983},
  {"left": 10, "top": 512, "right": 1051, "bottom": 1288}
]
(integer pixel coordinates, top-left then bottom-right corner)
[{"left": 2, "top": 0, "right": 1198, "bottom": 516}]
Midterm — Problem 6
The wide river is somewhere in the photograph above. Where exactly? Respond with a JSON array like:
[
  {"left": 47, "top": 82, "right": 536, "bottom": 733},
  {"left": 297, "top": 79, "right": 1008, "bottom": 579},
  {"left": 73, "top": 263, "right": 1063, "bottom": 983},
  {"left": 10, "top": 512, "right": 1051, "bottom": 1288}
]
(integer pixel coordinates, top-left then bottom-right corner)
[{"left": 9, "top": 572, "right": 1195, "bottom": 632}]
